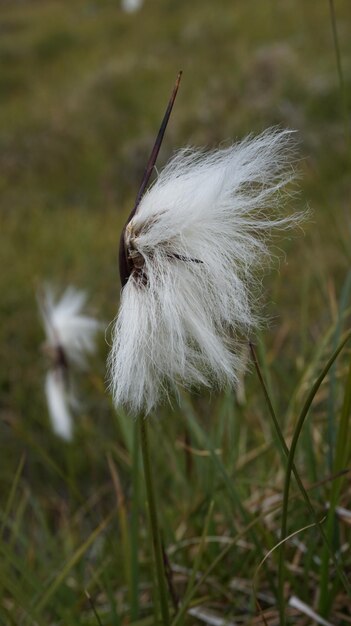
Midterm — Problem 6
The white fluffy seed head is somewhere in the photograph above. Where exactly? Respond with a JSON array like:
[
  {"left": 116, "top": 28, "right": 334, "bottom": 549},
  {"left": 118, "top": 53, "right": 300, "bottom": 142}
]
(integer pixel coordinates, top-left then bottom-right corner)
[
  {"left": 39, "top": 285, "right": 102, "bottom": 439},
  {"left": 39, "top": 286, "right": 102, "bottom": 367},
  {"left": 109, "top": 128, "right": 303, "bottom": 415}
]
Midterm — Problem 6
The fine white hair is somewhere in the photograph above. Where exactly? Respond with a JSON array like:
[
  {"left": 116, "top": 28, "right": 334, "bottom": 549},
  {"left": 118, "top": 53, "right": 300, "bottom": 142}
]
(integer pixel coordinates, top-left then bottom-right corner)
[
  {"left": 109, "top": 129, "right": 303, "bottom": 415},
  {"left": 39, "top": 286, "right": 101, "bottom": 440}
]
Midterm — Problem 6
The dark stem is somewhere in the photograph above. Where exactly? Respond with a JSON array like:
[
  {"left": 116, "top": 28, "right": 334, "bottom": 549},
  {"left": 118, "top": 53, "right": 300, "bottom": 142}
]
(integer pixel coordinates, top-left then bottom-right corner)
[
  {"left": 133, "top": 71, "right": 182, "bottom": 215},
  {"left": 162, "top": 541, "right": 180, "bottom": 611},
  {"left": 119, "top": 71, "right": 182, "bottom": 288}
]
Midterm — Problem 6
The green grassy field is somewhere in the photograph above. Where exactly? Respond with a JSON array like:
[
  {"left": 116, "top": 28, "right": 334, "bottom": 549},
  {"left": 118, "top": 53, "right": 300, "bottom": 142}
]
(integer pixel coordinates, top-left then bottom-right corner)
[{"left": 1, "top": 0, "right": 351, "bottom": 623}]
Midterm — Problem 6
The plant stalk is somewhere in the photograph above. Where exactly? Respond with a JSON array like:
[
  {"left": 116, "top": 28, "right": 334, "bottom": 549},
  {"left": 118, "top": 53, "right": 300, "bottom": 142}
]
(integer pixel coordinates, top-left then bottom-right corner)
[
  {"left": 140, "top": 418, "right": 170, "bottom": 625},
  {"left": 328, "top": 0, "right": 350, "bottom": 143},
  {"left": 131, "top": 420, "right": 140, "bottom": 619}
]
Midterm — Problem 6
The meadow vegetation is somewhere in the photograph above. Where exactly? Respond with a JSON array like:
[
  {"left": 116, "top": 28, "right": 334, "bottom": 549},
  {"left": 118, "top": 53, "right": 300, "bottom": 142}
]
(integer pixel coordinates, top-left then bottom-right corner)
[{"left": 0, "top": 0, "right": 351, "bottom": 623}]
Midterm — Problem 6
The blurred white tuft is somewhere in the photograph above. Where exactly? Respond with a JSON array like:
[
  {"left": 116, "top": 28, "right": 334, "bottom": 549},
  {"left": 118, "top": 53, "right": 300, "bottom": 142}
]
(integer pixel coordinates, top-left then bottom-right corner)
[
  {"left": 40, "top": 286, "right": 101, "bottom": 366},
  {"left": 109, "top": 129, "right": 304, "bottom": 414},
  {"left": 121, "top": 0, "right": 143, "bottom": 14},
  {"left": 45, "top": 370, "right": 73, "bottom": 441},
  {"left": 39, "top": 286, "right": 101, "bottom": 440}
]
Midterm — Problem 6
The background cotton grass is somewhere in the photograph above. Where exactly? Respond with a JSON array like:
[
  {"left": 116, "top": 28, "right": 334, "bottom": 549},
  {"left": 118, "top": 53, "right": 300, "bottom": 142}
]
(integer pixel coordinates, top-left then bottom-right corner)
[
  {"left": 109, "top": 128, "right": 303, "bottom": 415},
  {"left": 38, "top": 286, "right": 102, "bottom": 440},
  {"left": 121, "top": 0, "right": 144, "bottom": 14}
]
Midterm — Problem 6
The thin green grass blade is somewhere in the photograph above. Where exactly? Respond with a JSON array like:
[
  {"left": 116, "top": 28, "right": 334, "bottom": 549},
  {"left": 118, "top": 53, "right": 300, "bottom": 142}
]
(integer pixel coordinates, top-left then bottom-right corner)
[
  {"left": 255, "top": 518, "right": 325, "bottom": 581},
  {"left": 102, "top": 571, "right": 121, "bottom": 626},
  {"left": 34, "top": 513, "right": 113, "bottom": 613},
  {"left": 0, "top": 523, "right": 42, "bottom": 596},
  {"left": 171, "top": 498, "right": 285, "bottom": 626},
  {"left": 107, "top": 453, "right": 132, "bottom": 610},
  {"left": 316, "top": 35, "right": 351, "bottom": 604},
  {"left": 140, "top": 418, "right": 170, "bottom": 626},
  {"left": 180, "top": 394, "right": 278, "bottom": 598},
  {"left": 183, "top": 501, "right": 214, "bottom": 606},
  {"left": 0, "top": 490, "right": 45, "bottom": 625},
  {"left": 285, "top": 308, "right": 351, "bottom": 424},
  {"left": 257, "top": 332, "right": 276, "bottom": 417},
  {"left": 13, "top": 425, "right": 82, "bottom": 501},
  {"left": 279, "top": 330, "right": 351, "bottom": 624},
  {"left": 328, "top": 0, "right": 350, "bottom": 142},
  {"left": 319, "top": 352, "right": 351, "bottom": 616},
  {"left": 130, "top": 419, "right": 140, "bottom": 620},
  {"left": 250, "top": 340, "right": 321, "bottom": 509},
  {"left": 0, "top": 454, "right": 25, "bottom": 540},
  {"left": 115, "top": 407, "right": 134, "bottom": 455},
  {"left": 0, "top": 572, "right": 41, "bottom": 624},
  {"left": 326, "top": 271, "right": 351, "bottom": 471}
]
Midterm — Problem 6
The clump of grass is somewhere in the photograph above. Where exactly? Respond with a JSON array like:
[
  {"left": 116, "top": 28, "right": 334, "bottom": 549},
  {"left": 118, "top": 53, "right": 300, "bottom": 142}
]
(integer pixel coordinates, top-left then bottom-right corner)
[{"left": 1, "top": 322, "right": 351, "bottom": 624}]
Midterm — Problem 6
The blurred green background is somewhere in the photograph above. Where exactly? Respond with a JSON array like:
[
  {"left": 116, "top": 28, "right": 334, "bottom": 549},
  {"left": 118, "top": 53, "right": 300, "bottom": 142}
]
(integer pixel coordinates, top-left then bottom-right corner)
[{"left": 0, "top": 0, "right": 351, "bottom": 624}]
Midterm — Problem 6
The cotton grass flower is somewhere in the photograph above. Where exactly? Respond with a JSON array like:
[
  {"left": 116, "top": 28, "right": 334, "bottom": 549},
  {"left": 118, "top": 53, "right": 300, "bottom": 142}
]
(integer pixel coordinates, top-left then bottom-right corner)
[
  {"left": 121, "top": 0, "right": 143, "bottom": 13},
  {"left": 109, "top": 77, "right": 302, "bottom": 415},
  {"left": 39, "top": 286, "right": 101, "bottom": 440}
]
